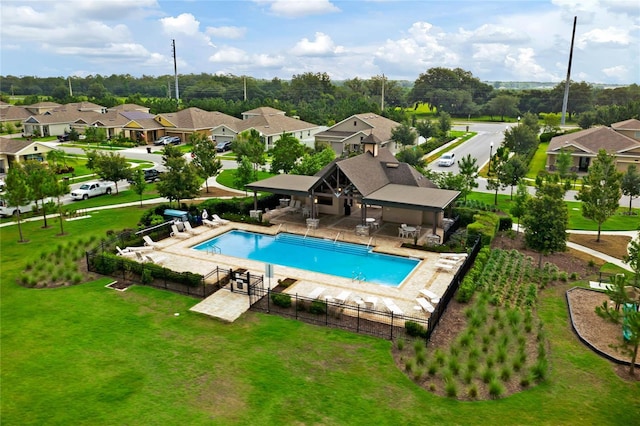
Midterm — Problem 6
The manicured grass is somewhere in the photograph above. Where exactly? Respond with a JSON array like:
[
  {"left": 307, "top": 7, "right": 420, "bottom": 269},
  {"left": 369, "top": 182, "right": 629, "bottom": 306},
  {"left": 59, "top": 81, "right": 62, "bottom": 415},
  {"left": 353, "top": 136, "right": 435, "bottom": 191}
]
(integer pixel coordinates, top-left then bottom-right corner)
[
  {"left": 424, "top": 131, "right": 477, "bottom": 163},
  {"left": 1, "top": 207, "right": 640, "bottom": 424},
  {"left": 526, "top": 142, "right": 549, "bottom": 179},
  {"left": 217, "top": 169, "right": 276, "bottom": 190},
  {"left": 467, "top": 191, "right": 640, "bottom": 231}
]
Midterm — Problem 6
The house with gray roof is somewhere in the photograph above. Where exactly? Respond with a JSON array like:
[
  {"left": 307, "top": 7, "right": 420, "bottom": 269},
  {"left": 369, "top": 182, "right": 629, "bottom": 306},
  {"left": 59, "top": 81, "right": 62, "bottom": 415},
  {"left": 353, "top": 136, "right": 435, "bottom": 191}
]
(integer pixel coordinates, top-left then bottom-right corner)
[
  {"left": 235, "top": 108, "right": 322, "bottom": 150},
  {"left": 314, "top": 113, "right": 407, "bottom": 155},
  {"left": 247, "top": 135, "right": 458, "bottom": 241},
  {"left": 547, "top": 120, "right": 640, "bottom": 173},
  {"left": 155, "top": 107, "right": 241, "bottom": 144}
]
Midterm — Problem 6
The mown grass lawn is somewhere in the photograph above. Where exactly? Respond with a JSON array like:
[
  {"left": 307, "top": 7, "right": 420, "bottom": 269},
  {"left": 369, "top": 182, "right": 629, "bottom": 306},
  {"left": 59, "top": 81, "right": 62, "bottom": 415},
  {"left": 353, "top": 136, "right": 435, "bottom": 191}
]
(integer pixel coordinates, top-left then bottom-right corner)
[
  {"left": 466, "top": 191, "right": 640, "bottom": 231},
  {"left": 1, "top": 207, "right": 639, "bottom": 424}
]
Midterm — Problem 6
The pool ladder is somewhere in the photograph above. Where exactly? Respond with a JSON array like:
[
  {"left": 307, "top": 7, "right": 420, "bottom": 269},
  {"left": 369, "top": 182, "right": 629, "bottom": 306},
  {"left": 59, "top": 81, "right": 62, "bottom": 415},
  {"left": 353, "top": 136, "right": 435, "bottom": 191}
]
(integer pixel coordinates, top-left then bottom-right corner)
[
  {"left": 352, "top": 271, "right": 366, "bottom": 283},
  {"left": 207, "top": 245, "right": 221, "bottom": 255}
]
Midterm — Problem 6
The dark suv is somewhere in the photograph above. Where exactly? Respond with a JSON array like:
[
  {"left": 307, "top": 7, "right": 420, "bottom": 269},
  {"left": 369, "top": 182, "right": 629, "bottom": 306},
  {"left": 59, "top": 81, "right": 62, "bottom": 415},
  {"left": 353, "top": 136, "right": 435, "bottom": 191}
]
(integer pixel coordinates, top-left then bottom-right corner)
[
  {"left": 216, "top": 141, "right": 232, "bottom": 152},
  {"left": 128, "top": 169, "right": 161, "bottom": 183}
]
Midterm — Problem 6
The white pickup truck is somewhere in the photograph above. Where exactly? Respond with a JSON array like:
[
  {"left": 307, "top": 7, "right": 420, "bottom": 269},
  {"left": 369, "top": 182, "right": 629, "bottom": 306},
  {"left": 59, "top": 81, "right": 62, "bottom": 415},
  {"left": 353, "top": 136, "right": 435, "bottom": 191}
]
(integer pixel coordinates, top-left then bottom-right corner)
[
  {"left": 0, "top": 198, "right": 35, "bottom": 217},
  {"left": 70, "top": 181, "right": 115, "bottom": 200}
]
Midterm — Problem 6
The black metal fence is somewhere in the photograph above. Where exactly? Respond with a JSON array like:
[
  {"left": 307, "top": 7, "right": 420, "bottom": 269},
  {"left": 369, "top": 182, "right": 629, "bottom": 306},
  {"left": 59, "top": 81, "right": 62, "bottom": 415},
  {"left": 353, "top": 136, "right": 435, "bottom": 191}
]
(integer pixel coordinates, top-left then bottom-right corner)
[{"left": 248, "top": 237, "right": 483, "bottom": 341}]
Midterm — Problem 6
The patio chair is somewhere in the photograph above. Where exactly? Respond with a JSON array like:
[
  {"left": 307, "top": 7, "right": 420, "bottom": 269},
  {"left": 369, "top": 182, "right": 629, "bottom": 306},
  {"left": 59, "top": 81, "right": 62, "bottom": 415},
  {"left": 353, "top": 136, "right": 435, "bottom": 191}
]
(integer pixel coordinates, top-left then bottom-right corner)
[
  {"left": 364, "top": 296, "right": 378, "bottom": 310},
  {"left": 142, "top": 235, "right": 165, "bottom": 249},
  {"left": 308, "top": 286, "right": 326, "bottom": 300},
  {"left": 202, "top": 218, "right": 222, "bottom": 228},
  {"left": 171, "top": 224, "right": 190, "bottom": 239},
  {"left": 212, "top": 214, "right": 230, "bottom": 224},
  {"left": 382, "top": 297, "right": 404, "bottom": 316},
  {"left": 398, "top": 227, "right": 408, "bottom": 238},
  {"left": 419, "top": 289, "right": 441, "bottom": 304},
  {"left": 334, "top": 290, "right": 351, "bottom": 305},
  {"left": 416, "top": 297, "right": 435, "bottom": 313},
  {"left": 434, "top": 262, "right": 454, "bottom": 271},
  {"left": 116, "top": 246, "right": 137, "bottom": 257},
  {"left": 184, "top": 221, "right": 206, "bottom": 235}
]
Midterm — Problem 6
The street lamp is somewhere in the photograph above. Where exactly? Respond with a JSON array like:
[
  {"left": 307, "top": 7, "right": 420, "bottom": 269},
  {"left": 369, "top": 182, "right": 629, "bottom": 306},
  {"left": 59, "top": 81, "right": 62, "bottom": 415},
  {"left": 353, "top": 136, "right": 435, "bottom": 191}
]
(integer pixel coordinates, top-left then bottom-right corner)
[
  {"left": 488, "top": 142, "right": 494, "bottom": 176},
  {"left": 517, "top": 116, "right": 521, "bottom": 125}
]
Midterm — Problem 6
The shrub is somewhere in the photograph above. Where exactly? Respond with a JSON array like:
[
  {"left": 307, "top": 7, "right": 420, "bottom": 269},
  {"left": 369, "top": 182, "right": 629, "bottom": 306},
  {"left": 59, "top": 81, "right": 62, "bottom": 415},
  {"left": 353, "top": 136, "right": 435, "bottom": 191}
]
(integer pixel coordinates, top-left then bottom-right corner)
[
  {"left": 481, "top": 367, "right": 495, "bottom": 383},
  {"left": 309, "top": 300, "right": 326, "bottom": 315},
  {"left": 405, "top": 321, "right": 428, "bottom": 338},
  {"left": 445, "top": 380, "right": 458, "bottom": 398},
  {"left": 396, "top": 339, "right": 405, "bottom": 351},
  {"left": 468, "top": 384, "right": 479, "bottom": 398},
  {"left": 416, "top": 351, "right": 427, "bottom": 366},
  {"left": 498, "top": 216, "right": 513, "bottom": 231},
  {"left": 141, "top": 268, "right": 153, "bottom": 284},
  {"left": 488, "top": 378, "right": 505, "bottom": 398},
  {"left": 531, "top": 359, "right": 548, "bottom": 382},
  {"left": 271, "top": 293, "right": 292, "bottom": 308},
  {"left": 500, "top": 366, "right": 512, "bottom": 381}
]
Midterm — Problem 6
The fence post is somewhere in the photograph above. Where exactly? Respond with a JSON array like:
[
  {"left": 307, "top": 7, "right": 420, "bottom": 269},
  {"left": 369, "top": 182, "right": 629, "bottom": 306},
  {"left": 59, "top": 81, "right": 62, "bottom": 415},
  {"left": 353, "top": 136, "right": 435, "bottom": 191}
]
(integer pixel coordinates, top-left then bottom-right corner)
[
  {"left": 390, "top": 312, "right": 394, "bottom": 340},
  {"left": 295, "top": 294, "right": 298, "bottom": 320},
  {"left": 357, "top": 304, "right": 360, "bottom": 332},
  {"left": 267, "top": 287, "right": 270, "bottom": 313},
  {"left": 325, "top": 300, "right": 329, "bottom": 325}
]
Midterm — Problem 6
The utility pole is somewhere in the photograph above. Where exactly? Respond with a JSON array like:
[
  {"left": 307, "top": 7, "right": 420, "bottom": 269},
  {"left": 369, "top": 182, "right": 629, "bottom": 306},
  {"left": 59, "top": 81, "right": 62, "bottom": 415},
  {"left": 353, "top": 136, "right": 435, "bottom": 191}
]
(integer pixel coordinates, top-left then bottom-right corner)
[
  {"left": 244, "top": 76, "right": 247, "bottom": 101},
  {"left": 561, "top": 16, "right": 577, "bottom": 126},
  {"left": 172, "top": 39, "right": 180, "bottom": 104},
  {"left": 68, "top": 76, "right": 73, "bottom": 97},
  {"left": 380, "top": 74, "right": 385, "bottom": 112}
]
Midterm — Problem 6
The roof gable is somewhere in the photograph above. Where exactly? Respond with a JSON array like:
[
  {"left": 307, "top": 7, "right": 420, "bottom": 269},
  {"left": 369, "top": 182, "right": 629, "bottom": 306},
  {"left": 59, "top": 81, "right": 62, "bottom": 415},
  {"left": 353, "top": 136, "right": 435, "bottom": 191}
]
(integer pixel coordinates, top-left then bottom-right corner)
[{"left": 548, "top": 126, "right": 640, "bottom": 154}]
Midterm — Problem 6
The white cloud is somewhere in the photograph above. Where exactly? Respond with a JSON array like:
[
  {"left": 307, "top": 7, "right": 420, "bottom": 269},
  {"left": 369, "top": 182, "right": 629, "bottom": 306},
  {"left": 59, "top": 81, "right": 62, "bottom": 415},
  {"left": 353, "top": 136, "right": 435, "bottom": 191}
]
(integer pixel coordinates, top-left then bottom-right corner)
[
  {"left": 254, "top": 0, "right": 340, "bottom": 18},
  {"left": 71, "top": 0, "right": 159, "bottom": 20},
  {"left": 504, "top": 47, "right": 559, "bottom": 81},
  {"left": 462, "top": 24, "right": 529, "bottom": 44},
  {"left": 602, "top": 65, "right": 628, "bottom": 80},
  {"left": 160, "top": 13, "right": 216, "bottom": 47},
  {"left": 291, "top": 32, "right": 344, "bottom": 56},
  {"left": 577, "top": 27, "right": 632, "bottom": 48},
  {"left": 209, "top": 47, "right": 249, "bottom": 64},
  {"left": 206, "top": 26, "right": 246, "bottom": 39},
  {"left": 472, "top": 43, "right": 511, "bottom": 61}
]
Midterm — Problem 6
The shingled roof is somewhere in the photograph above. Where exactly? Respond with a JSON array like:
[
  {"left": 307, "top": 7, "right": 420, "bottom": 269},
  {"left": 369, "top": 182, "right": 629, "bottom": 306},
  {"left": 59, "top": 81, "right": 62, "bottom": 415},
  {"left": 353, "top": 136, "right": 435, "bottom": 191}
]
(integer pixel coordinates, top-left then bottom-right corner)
[
  {"left": 612, "top": 118, "right": 640, "bottom": 131},
  {"left": 548, "top": 126, "right": 640, "bottom": 155}
]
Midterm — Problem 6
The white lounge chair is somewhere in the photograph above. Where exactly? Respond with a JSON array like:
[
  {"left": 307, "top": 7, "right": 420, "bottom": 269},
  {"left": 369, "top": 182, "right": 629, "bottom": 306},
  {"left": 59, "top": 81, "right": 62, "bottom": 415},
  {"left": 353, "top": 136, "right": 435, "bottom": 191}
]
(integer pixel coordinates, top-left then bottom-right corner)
[
  {"left": 435, "top": 262, "right": 454, "bottom": 271},
  {"left": 364, "top": 296, "right": 378, "bottom": 310},
  {"left": 171, "top": 224, "right": 190, "bottom": 239},
  {"left": 382, "top": 297, "right": 404, "bottom": 316},
  {"left": 136, "top": 251, "right": 166, "bottom": 265},
  {"left": 416, "top": 297, "right": 435, "bottom": 313},
  {"left": 184, "top": 221, "right": 206, "bottom": 235},
  {"left": 308, "top": 287, "right": 326, "bottom": 300},
  {"left": 212, "top": 214, "right": 229, "bottom": 224},
  {"left": 202, "top": 218, "right": 222, "bottom": 228},
  {"left": 142, "top": 235, "right": 164, "bottom": 249},
  {"left": 334, "top": 290, "right": 351, "bottom": 305},
  {"left": 116, "top": 246, "right": 137, "bottom": 257},
  {"left": 419, "top": 289, "right": 441, "bottom": 304}
]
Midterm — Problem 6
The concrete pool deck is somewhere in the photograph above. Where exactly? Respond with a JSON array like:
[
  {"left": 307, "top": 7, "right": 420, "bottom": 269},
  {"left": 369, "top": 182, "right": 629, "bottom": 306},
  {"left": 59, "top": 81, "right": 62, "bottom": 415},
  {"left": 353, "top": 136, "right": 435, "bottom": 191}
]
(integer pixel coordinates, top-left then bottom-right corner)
[{"left": 137, "top": 220, "right": 462, "bottom": 323}]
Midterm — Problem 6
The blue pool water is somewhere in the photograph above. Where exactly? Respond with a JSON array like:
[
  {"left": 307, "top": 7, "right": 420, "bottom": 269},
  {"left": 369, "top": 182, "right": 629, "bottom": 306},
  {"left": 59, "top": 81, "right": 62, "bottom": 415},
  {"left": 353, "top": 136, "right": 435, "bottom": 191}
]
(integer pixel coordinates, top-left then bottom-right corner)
[{"left": 192, "top": 230, "right": 419, "bottom": 286}]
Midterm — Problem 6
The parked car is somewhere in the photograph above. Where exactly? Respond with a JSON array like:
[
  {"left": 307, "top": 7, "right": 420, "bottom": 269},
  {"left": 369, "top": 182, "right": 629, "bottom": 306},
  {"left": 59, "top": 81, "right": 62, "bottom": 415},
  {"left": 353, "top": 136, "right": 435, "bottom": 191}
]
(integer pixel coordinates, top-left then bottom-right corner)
[
  {"left": 437, "top": 152, "right": 455, "bottom": 167},
  {"left": 57, "top": 133, "right": 70, "bottom": 142},
  {"left": 70, "top": 181, "right": 115, "bottom": 200},
  {"left": 127, "top": 169, "right": 162, "bottom": 183},
  {"left": 153, "top": 136, "right": 170, "bottom": 145},
  {"left": 216, "top": 141, "right": 232, "bottom": 152},
  {"left": 162, "top": 136, "right": 181, "bottom": 145}
]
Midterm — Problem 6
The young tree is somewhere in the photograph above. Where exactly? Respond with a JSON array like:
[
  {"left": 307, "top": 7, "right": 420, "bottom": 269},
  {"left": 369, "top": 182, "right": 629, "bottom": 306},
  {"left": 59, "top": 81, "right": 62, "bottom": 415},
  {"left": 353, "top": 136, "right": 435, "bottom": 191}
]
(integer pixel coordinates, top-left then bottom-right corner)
[
  {"left": 44, "top": 177, "right": 70, "bottom": 236},
  {"left": 270, "top": 132, "right": 305, "bottom": 174},
  {"left": 486, "top": 146, "right": 509, "bottom": 205},
  {"left": 156, "top": 153, "right": 201, "bottom": 206},
  {"left": 520, "top": 112, "right": 540, "bottom": 135},
  {"left": 291, "top": 148, "right": 335, "bottom": 176},
  {"left": 391, "top": 122, "right": 417, "bottom": 147},
  {"left": 84, "top": 126, "right": 107, "bottom": 144},
  {"left": 4, "top": 164, "right": 33, "bottom": 242},
  {"left": 91, "top": 151, "right": 132, "bottom": 194},
  {"left": 502, "top": 155, "right": 527, "bottom": 199},
  {"left": 522, "top": 183, "right": 569, "bottom": 267},
  {"left": 484, "top": 94, "right": 519, "bottom": 121},
  {"left": 129, "top": 169, "right": 147, "bottom": 208},
  {"left": 234, "top": 156, "right": 255, "bottom": 194},
  {"left": 23, "top": 160, "right": 57, "bottom": 228},
  {"left": 554, "top": 148, "right": 573, "bottom": 181},
  {"left": 542, "top": 113, "right": 561, "bottom": 133},
  {"left": 46, "top": 149, "right": 68, "bottom": 173},
  {"left": 437, "top": 112, "right": 452, "bottom": 141},
  {"left": 457, "top": 154, "right": 479, "bottom": 202},
  {"left": 624, "top": 231, "right": 640, "bottom": 285},
  {"left": 190, "top": 133, "right": 222, "bottom": 192},
  {"left": 575, "top": 150, "right": 623, "bottom": 241},
  {"left": 510, "top": 180, "right": 530, "bottom": 232},
  {"left": 415, "top": 119, "right": 436, "bottom": 141},
  {"left": 503, "top": 125, "right": 537, "bottom": 155},
  {"left": 621, "top": 165, "right": 640, "bottom": 215},
  {"left": 233, "top": 129, "right": 266, "bottom": 180}
]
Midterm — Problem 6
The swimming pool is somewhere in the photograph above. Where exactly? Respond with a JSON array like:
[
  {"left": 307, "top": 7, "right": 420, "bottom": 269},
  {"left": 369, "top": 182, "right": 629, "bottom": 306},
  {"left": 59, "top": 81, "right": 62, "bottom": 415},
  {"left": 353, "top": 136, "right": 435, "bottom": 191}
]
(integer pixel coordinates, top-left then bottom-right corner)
[{"left": 192, "top": 230, "right": 419, "bottom": 286}]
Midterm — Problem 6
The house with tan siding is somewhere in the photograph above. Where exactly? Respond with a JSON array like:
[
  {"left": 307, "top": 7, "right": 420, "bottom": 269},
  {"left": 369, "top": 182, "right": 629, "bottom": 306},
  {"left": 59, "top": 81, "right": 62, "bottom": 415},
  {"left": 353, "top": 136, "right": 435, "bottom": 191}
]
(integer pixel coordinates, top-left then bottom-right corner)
[
  {"left": 546, "top": 120, "right": 640, "bottom": 173},
  {"left": 0, "top": 137, "right": 54, "bottom": 175}
]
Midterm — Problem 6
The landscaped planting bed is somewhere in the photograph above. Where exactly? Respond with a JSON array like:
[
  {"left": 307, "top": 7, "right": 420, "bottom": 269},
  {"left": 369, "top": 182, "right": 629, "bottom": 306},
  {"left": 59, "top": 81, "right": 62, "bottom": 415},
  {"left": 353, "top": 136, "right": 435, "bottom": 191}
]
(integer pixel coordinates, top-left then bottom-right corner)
[{"left": 394, "top": 248, "right": 554, "bottom": 400}]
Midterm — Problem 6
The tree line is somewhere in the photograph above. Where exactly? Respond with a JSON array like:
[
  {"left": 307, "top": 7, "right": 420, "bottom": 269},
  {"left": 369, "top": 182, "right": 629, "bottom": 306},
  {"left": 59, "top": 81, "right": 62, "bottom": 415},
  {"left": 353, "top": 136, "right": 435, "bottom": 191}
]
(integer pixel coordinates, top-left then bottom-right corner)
[{"left": 2, "top": 68, "right": 638, "bottom": 127}]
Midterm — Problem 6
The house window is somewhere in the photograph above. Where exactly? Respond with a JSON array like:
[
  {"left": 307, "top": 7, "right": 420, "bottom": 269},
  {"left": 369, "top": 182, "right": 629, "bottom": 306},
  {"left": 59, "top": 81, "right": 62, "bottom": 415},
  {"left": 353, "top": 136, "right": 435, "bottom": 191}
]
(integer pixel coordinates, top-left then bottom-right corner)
[{"left": 354, "top": 121, "right": 357, "bottom": 126}]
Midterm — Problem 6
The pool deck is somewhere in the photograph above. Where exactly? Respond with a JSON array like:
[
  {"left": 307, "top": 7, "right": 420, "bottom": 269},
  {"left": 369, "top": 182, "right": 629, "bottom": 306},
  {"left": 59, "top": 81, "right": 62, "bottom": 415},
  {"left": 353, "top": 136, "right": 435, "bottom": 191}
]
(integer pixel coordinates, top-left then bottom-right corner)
[{"left": 135, "top": 219, "right": 462, "bottom": 323}]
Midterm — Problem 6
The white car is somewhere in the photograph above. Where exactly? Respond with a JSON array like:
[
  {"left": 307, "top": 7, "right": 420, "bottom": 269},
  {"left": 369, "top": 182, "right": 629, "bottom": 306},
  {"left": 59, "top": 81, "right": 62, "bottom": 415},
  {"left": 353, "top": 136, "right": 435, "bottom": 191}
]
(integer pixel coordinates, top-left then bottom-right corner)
[{"left": 437, "top": 152, "right": 455, "bottom": 167}]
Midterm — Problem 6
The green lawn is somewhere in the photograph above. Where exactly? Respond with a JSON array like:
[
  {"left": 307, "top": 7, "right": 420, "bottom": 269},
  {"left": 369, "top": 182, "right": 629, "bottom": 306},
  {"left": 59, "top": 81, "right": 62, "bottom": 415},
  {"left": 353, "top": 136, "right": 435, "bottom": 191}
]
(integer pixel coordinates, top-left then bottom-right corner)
[
  {"left": 1, "top": 208, "right": 639, "bottom": 424},
  {"left": 217, "top": 169, "right": 276, "bottom": 190},
  {"left": 467, "top": 191, "right": 640, "bottom": 231}
]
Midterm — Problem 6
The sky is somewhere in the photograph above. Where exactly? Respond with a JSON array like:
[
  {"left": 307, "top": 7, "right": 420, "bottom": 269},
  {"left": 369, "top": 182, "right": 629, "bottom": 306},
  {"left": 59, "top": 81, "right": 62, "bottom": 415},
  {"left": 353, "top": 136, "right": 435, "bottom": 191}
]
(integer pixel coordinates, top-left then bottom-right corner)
[{"left": 1, "top": 0, "right": 638, "bottom": 84}]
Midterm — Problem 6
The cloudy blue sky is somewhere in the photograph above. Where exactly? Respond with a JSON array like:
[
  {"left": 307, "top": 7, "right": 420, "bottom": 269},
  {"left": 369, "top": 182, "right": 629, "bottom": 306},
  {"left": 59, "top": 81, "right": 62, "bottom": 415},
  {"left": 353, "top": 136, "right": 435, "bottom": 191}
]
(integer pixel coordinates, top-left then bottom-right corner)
[{"left": 1, "top": 0, "right": 638, "bottom": 84}]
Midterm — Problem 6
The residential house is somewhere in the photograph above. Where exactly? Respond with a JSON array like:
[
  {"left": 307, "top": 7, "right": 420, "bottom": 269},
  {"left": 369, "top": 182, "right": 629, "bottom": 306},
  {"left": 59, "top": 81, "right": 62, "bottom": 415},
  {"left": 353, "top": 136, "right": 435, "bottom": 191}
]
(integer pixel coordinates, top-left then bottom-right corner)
[
  {"left": 0, "top": 137, "right": 54, "bottom": 175},
  {"left": 314, "top": 113, "right": 405, "bottom": 155},
  {"left": 547, "top": 120, "right": 640, "bottom": 173},
  {"left": 236, "top": 107, "right": 322, "bottom": 150},
  {"left": 155, "top": 107, "right": 241, "bottom": 144}
]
